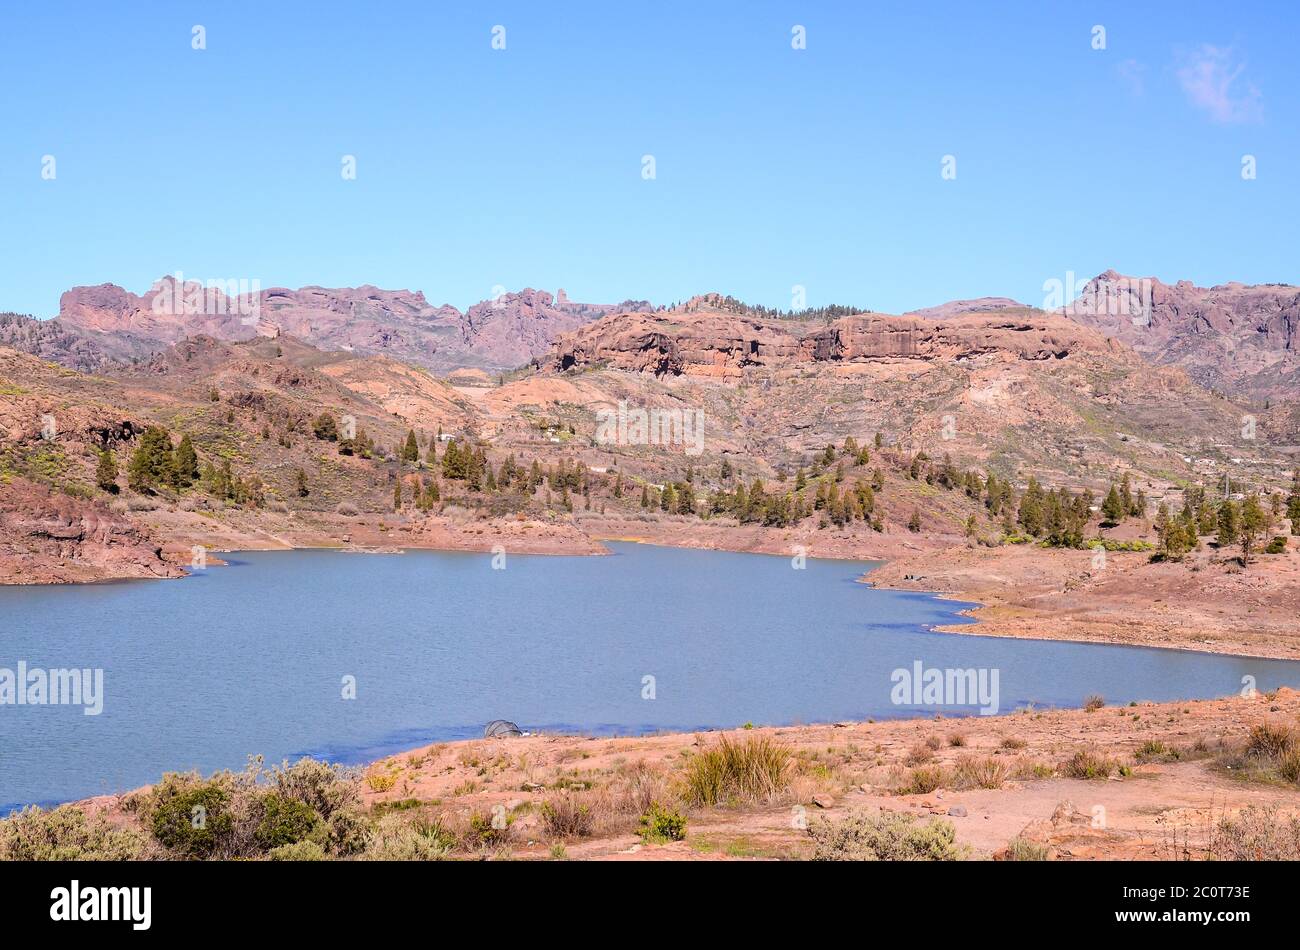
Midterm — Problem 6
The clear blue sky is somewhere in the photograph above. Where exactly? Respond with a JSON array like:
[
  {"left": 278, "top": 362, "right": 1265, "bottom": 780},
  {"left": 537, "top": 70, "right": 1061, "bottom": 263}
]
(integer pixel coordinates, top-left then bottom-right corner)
[{"left": 1, "top": 1, "right": 1295, "bottom": 317}]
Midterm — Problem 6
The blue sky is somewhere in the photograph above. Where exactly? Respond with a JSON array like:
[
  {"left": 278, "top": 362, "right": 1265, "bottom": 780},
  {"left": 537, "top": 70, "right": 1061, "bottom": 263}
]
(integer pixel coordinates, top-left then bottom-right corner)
[{"left": 1, "top": 1, "right": 1295, "bottom": 317}]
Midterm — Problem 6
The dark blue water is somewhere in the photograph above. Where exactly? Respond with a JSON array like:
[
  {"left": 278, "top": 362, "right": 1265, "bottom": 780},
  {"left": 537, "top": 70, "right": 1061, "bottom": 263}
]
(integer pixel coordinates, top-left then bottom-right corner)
[{"left": 2, "top": 542, "right": 1298, "bottom": 812}]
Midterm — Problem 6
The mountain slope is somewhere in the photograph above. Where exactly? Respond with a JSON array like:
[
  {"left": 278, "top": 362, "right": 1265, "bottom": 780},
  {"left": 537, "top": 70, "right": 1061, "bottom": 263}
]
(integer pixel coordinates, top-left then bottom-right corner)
[
  {"left": 1064, "top": 270, "right": 1300, "bottom": 402},
  {"left": 54, "top": 278, "right": 651, "bottom": 373}
]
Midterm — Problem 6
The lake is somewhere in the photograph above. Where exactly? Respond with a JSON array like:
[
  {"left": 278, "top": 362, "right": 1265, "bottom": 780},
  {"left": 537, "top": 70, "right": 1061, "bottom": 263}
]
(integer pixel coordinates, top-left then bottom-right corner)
[{"left": 2, "top": 542, "right": 1298, "bottom": 812}]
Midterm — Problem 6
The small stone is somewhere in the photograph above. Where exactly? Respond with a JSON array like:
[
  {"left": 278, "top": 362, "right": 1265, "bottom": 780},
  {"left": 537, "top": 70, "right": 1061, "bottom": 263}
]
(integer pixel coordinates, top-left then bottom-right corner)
[
  {"left": 812, "top": 794, "right": 834, "bottom": 809},
  {"left": 948, "top": 805, "right": 968, "bottom": 817}
]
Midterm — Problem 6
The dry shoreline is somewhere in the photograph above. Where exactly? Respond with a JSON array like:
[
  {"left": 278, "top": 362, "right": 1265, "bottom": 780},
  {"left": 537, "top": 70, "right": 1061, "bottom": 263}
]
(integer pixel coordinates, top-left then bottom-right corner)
[{"left": 62, "top": 688, "right": 1300, "bottom": 861}]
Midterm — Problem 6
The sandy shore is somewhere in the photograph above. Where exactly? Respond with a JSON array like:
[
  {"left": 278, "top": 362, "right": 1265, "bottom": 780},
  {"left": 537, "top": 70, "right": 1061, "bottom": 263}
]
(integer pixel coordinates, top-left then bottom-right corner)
[{"left": 72, "top": 687, "right": 1300, "bottom": 861}]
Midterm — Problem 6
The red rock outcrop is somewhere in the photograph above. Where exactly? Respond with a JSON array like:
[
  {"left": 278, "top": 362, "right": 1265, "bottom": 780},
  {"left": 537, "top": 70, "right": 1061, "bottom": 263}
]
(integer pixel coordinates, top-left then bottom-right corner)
[
  {"left": 0, "top": 479, "right": 184, "bottom": 584},
  {"left": 56, "top": 278, "right": 650, "bottom": 373},
  {"left": 541, "top": 305, "right": 1124, "bottom": 378},
  {"left": 1063, "top": 270, "right": 1300, "bottom": 400}
]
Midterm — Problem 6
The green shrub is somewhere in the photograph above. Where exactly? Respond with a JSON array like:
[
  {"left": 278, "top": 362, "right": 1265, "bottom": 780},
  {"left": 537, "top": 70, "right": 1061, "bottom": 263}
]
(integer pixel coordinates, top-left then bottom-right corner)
[
  {"left": 144, "top": 773, "right": 236, "bottom": 859},
  {"left": 540, "top": 792, "right": 595, "bottom": 840},
  {"left": 681, "top": 734, "right": 791, "bottom": 807},
  {"left": 1083, "top": 695, "right": 1105, "bottom": 713},
  {"left": 1061, "top": 749, "right": 1117, "bottom": 780},
  {"left": 1006, "top": 837, "right": 1049, "bottom": 861},
  {"left": 268, "top": 839, "right": 327, "bottom": 861},
  {"left": 954, "top": 756, "right": 1009, "bottom": 790},
  {"left": 0, "top": 805, "right": 148, "bottom": 861},
  {"left": 1265, "top": 536, "right": 1288, "bottom": 555},
  {"left": 255, "top": 793, "right": 322, "bottom": 850},
  {"left": 363, "top": 815, "right": 454, "bottom": 861},
  {"left": 466, "top": 811, "right": 513, "bottom": 849},
  {"left": 810, "top": 810, "right": 969, "bottom": 861},
  {"left": 1135, "top": 740, "right": 1181, "bottom": 763},
  {"left": 895, "top": 766, "right": 948, "bottom": 795},
  {"left": 1245, "top": 723, "right": 1295, "bottom": 759},
  {"left": 1279, "top": 750, "right": 1300, "bottom": 784},
  {"left": 638, "top": 804, "right": 687, "bottom": 843}
]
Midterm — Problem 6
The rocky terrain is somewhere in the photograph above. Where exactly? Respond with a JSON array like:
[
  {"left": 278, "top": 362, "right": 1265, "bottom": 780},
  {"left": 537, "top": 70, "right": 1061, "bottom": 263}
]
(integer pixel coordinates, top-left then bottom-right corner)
[
  {"left": 51, "top": 277, "right": 650, "bottom": 373},
  {"left": 1066, "top": 270, "right": 1300, "bottom": 403},
  {"left": 0, "top": 477, "right": 181, "bottom": 583}
]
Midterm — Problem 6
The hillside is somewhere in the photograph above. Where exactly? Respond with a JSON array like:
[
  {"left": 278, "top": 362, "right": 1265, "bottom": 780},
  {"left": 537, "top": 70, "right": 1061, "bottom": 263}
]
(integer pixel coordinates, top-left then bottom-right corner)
[
  {"left": 51, "top": 277, "right": 651, "bottom": 373},
  {"left": 1064, "top": 270, "right": 1300, "bottom": 403},
  {"left": 3, "top": 292, "right": 1300, "bottom": 664}
]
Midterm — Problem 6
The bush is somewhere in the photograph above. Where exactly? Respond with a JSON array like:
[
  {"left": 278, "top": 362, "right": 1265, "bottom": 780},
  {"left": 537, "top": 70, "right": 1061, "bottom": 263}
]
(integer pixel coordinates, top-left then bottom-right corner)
[
  {"left": 465, "top": 810, "right": 513, "bottom": 849},
  {"left": 336, "top": 502, "right": 360, "bottom": 517},
  {"left": 0, "top": 805, "right": 148, "bottom": 861},
  {"left": 638, "top": 804, "right": 687, "bottom": 843},
  {"left": 810, "top": 811, "right": 969, "bottom": 861},
  {"left": 1083, "top": 695, "right": 1105, "bottom": 712},
  {"left": 1265, "top": 536, "right": 1288, "bottom": 554},
  {"left": 954, "top": 756, "right": 1009, "bottom": 790},
  {"left": 255, "top": 793, "right": 322, "bottom": 850},
  {"left": 1134, "top": 740, "right": 1175, "bottom": 763},
  {"left": 681, "top": 734, "right": 791, "bottom": 807},
  {"left": 1211, "top": 805, "right": 1300, "bottom": 860},
  {"left": 1275, "top": 749, "right": 1300, "bottom": 784},
  {"left": 1006, "top": 837, "right": 1049, "bottom": 861},
  {"left": 540, "top": 792, "right": 595, "bottom": 840},
  {"left": 363, "top": 815, "right": 454, "bottom": 861},
  {"left": 1061, "top": 749, "right": 1117, "bottom": 780},
  {"left": 142, "top": 773, "right": 237, "bottom": 859},
  {"left": 268, "top": 839, "right": 327, "bottom": 861},
  {"left": 1245, "top": 723, "right": 1295, "bottom": 760},
  {"left": 895, "top": 766, "right": 947, "bottom": 795}
]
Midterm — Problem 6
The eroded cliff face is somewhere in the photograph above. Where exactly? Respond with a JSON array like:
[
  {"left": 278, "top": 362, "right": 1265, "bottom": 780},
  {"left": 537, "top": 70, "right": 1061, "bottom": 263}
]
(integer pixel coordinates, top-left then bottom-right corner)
[
  {"left": 56, "top": 278, "right": 651, "bottom": 373},
  {"left": 1064, "top": 271, "right": 1300, "bottom": 399},
  {"left": 0, "top": 479, "right": 183, "bottom": 584},
  {"left": 541, "top": 306, "right": 1124, "bottom": 378}
]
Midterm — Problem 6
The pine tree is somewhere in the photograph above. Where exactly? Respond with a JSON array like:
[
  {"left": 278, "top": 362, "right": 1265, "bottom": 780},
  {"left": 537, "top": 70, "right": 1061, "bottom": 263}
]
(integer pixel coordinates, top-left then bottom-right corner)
[
  {"left": 1119, "top": 473, "right": 1135, "bottom": 515},
  {"left": 907, "top": 508, "right": 922, "bottom": 532},
  {"left": 402, "top": 429, "right": 419, "bottom": 463},
  {"left": 1101, "top": 485, "right": 1125, "bottom": 525},
  {"left": 393, "top": 476, "right": 403, "bottom": 510},
  {"left": 127, "top": 426, "right": 176, "bottom": 493},
  {"left": 295, "top": 468, "right": 309, "bottom": 497},
  {"left": 1240, "top": 494, "right": 1268, "bottom": 564},
  {"left": 426, "top": 436, "right": 438, "bottom": 465},
  {"left": 1287, "top": 471, "right": 1300, "bottom": 535},
  {"left": 312, "top": 414, "right": 338, "bottom": 441},
  {"left": 95, "top": 448, "right": 119, "bottom": 493},
  {"left": 1217, "top": 499, "right": 1239, "bottom": 547},
  {"left": 174, "top": 434, "right": 199, "bottom": 489},
  {"left": 1018, "top": 478, "right": 1046, "bottom": 536}
]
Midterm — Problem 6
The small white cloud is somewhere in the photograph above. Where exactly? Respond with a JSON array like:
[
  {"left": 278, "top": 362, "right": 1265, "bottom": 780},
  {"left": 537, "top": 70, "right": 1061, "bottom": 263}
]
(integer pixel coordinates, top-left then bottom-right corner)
[
  {"left": 1176, "top": 44, "right": 1262, "bottom": 123},
  {"left": 1116, "top": 58, "right": 1146, "bottom": 96}
]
